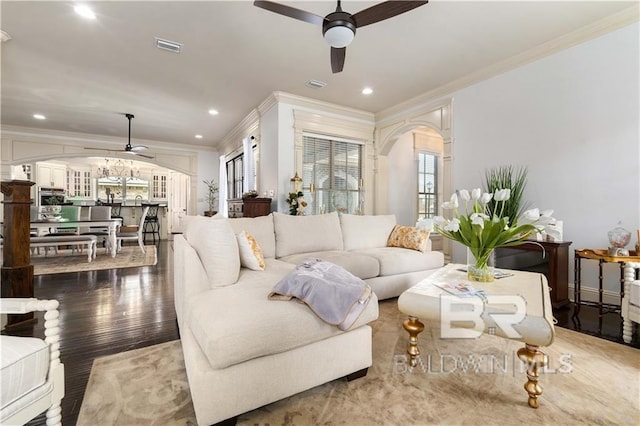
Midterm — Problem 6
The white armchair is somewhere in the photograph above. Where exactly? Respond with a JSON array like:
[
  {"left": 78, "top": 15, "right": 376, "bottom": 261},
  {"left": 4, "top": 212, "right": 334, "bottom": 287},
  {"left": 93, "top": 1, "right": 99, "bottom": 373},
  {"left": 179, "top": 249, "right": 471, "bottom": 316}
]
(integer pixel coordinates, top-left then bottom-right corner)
[
  {"left": 0, "top": 299, "right": 64, "bottom": 425},
  {"left": 622, "top": 262, "right": 640, "bottom": 344}
]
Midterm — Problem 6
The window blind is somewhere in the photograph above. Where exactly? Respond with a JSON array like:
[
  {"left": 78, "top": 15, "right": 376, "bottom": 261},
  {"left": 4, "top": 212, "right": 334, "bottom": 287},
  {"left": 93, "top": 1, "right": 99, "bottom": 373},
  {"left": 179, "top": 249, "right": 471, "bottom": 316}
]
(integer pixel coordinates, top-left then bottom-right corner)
[{"left": 303, "top": 135, "right": 363, "bottom": 215}]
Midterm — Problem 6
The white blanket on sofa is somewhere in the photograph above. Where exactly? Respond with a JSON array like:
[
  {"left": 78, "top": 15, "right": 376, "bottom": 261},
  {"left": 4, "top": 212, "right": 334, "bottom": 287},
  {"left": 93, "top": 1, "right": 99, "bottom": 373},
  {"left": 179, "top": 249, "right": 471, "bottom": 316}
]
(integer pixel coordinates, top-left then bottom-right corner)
[{"left": 269, "top": 258, "right": 373, "bottom": 331}]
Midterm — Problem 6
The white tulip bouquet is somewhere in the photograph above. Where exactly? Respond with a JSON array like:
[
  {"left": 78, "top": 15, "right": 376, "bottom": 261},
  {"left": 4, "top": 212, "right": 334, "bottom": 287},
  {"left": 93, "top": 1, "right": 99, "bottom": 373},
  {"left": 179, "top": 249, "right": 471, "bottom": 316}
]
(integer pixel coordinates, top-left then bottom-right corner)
[{"left": 433, "top": 188, "right": 558, "bottom": 281}]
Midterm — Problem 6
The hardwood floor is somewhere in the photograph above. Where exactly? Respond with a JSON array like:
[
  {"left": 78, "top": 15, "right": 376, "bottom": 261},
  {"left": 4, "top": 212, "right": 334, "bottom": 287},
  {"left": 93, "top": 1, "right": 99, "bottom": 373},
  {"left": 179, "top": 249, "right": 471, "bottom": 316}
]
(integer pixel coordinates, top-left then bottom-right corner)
[
  {"left": 6, "top": 240, "right": 178, "bottom": 426},
  {"left": 3, "top": 241, "right": 638, "bottom": 425}
]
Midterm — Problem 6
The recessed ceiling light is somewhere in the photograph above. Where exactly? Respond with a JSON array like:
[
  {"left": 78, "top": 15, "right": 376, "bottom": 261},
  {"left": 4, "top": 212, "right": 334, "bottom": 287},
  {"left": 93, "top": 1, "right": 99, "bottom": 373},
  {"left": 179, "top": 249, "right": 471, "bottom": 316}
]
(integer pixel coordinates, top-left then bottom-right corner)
[
  {"left": 362, "top": 87, "right": 373, "bottom": 95},
  {"left": 33, "top": 114, "right": 46, "bottom": 120},
  {"left": 154, "top": 37, "right": 182, "bottom": 54},
  {"left": 195, "top": 134, "right": 203, "bottom": 139},
  {"left": 208, "top": 109, "right": 219, "bottom": 116},
  {"left": 305, "top": 80, "right": 327, "bottom": 89},
  {"left": 74, "top": 4, "right": 96, "bottom": 20}
]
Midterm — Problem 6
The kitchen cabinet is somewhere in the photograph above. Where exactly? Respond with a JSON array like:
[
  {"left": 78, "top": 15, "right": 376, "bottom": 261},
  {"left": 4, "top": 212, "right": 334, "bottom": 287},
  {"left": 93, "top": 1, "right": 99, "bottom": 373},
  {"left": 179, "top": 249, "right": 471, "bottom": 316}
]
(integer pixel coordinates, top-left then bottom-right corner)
[{"left": 37, "top": 162, "right": 66, "bottom": 188}]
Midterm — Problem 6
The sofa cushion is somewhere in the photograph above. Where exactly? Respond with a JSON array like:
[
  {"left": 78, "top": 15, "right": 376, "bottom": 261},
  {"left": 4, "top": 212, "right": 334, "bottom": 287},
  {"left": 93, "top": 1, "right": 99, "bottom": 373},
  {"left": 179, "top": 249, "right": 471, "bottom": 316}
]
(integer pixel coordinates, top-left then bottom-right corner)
[
  {"left": 273, "top": 212, "right": 343, "bottom": 258},
  {"left": 228, "top": 214, "right": 276, "bottom": 259},
  {"left": 237, "top": 230, "right": 265, "bottom": 271},
  {"left": 279, "top": 251, "right": 380, "bottom": 280},
  {"left": 186, "top": 258, "right": 379, "bottom": 369},
  {"left": 0, "top": 336, "right": 49, "bottom": 410},
  {"left": 387, "top": 225, "right": 430, "bottom": 252},
  {"left": 183, "top": 216, "right": 240, "bottom": 287},
  {"left": 353, "top": 247, "right": 444, "bottom": 276},
  {"left": 339, "top": 213, "right": 397, "bottom": 250}
]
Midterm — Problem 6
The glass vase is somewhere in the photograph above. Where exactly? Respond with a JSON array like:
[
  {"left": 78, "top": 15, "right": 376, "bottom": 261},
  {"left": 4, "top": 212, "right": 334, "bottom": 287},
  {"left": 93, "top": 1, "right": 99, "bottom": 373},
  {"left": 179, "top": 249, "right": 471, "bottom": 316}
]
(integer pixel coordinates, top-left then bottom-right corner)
[{"left": 466, "top": 247, "right": 496, "bottom": 282}]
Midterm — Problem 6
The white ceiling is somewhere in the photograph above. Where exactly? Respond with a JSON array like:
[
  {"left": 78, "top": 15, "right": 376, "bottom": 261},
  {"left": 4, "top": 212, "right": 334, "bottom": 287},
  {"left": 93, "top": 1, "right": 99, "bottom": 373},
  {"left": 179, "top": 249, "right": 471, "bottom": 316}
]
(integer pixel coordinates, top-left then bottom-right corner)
[{"left": 1, "top": 1, "right": 636, "bottom": 150}]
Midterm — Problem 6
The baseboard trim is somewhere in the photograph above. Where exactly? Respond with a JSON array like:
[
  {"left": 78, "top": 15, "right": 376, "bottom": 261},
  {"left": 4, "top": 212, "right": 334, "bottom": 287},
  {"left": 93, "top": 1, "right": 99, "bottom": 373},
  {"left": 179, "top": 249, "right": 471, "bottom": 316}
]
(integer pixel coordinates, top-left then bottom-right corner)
[{"left": 569, "top": 285, "right": 621, "bottom": 306}]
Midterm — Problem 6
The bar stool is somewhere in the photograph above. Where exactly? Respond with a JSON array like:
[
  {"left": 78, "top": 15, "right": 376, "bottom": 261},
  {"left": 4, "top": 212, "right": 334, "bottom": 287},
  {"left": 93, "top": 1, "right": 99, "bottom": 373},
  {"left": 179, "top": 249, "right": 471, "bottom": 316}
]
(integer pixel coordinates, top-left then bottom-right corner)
[
  {"left": 104, "top": 202, "right": 123, "bottom": 223},
  {"left": 141, "top": 203, "right": 160, "bottom": 244}
]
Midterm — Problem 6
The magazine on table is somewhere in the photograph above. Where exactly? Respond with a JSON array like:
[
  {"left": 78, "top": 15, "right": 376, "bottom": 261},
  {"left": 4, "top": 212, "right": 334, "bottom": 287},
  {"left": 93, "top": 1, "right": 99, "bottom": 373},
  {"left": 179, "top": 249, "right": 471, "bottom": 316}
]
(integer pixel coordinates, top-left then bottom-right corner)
[{"left": 434, "top": 281, "right": 487, "bottom": 298}]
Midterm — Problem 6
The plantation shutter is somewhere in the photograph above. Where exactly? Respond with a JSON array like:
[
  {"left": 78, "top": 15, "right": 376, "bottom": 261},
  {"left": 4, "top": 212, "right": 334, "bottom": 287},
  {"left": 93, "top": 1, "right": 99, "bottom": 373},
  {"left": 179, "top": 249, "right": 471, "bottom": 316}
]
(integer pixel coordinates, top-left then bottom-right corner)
[{"left": 303, "top": 135, "right": 363, "bottom": 215}]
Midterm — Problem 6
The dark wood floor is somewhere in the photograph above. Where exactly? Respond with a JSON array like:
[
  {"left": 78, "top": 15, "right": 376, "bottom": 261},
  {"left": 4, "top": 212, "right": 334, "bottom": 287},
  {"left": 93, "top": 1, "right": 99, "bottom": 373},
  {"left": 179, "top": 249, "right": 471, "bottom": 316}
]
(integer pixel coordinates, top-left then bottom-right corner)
[{"left": 3, "top": 241, "right": 638, "bottom": 425}]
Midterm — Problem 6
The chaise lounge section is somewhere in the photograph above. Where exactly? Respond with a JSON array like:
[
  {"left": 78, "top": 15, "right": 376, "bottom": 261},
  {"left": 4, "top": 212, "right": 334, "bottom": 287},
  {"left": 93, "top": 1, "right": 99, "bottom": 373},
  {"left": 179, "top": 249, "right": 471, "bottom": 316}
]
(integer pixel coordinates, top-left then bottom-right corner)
[{"left": 173, "top": 212, "right": 444, "bottom": 425}]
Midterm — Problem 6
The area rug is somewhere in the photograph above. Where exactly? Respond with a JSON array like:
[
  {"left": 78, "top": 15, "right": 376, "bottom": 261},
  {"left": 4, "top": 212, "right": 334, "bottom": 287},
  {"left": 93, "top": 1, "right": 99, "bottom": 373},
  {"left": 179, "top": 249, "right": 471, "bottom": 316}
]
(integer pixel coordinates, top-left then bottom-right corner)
[
  {"left": 32, "top": 245, "right": 157, "bottom": 275},
  {"left": 77, "top": 299, "right": 639, "bottom": 426}
]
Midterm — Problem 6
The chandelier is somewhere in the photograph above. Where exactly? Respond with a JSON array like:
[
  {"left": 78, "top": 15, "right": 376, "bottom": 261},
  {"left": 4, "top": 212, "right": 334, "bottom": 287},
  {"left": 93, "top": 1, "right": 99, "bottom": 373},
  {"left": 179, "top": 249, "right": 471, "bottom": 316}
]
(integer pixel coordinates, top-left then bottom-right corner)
[{"left": 96, "top": 158, "right": 140, "bottom": 180}]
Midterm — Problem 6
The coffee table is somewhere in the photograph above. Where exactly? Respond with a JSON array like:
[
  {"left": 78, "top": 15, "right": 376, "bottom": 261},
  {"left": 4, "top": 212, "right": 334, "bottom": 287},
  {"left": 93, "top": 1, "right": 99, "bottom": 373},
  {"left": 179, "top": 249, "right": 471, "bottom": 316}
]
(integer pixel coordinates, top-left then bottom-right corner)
[{"left": 398, "top": 263, "right": 555, "bottom": 408}]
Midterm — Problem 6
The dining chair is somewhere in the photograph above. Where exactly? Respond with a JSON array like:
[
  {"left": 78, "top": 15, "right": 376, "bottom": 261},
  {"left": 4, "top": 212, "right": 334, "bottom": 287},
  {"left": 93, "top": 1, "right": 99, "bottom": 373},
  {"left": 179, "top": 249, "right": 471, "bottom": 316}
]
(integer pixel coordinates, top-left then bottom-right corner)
[
  {"left": 116, "top": 206, "right": 149, "bottom": 253},
  {"left": 45, "top": 206, "right": 81, "bottom": 236},
  {"left": 43, "top": 205, "right": 82, "bottom": 255},
  {"left": 80, "top": 206, "right": 112, "bottom": 252}
]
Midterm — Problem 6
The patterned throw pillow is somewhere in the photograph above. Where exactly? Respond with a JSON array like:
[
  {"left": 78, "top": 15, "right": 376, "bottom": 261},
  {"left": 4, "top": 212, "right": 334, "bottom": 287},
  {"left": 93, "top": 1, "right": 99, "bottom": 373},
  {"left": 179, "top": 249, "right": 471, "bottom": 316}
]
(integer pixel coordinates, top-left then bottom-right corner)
[
  {"left": 237, "top": 230, "right": 266, "bottom": 270},
  {"left": 387, "top": 225, "right": 430, "bottom": 253}
]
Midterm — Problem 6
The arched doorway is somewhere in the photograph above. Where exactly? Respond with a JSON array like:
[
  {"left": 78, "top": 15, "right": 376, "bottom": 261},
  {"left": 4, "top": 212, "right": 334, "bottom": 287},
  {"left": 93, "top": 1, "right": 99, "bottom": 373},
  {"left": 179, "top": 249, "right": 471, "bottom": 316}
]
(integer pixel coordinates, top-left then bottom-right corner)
[{"left": 373, "top": 100, "right": 453, "bottom": 260}]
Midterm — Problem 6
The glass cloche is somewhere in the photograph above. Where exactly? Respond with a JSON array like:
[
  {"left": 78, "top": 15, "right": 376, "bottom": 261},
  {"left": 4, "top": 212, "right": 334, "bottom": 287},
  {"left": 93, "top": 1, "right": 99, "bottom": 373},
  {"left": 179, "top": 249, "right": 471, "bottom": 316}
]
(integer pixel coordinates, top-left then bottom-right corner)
[{"left": 608, "top": 222, "right": 631, "bottom": 248}]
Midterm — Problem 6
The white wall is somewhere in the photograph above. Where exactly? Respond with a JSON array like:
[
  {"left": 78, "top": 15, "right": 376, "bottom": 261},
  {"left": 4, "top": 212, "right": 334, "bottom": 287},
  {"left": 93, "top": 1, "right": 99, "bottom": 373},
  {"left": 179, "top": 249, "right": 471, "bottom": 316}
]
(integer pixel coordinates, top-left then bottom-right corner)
[
  {"left": 196, "top": 149, "right": 219, "bottom": 215},
  {"left": 259, "top": 103, "right": 280, "bottom": 212},
  {"left": 388, "top": 132, "right": 416, "bottom": 225},
  {"left": 447, "top": 22, "right": 639, "bottom": 292}
]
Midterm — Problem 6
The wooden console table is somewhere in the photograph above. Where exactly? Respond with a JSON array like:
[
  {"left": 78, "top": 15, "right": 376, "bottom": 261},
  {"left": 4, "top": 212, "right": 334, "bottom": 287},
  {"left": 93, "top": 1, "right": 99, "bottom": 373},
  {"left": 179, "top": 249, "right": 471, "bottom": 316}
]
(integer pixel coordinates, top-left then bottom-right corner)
[
  {"left": 573, "top": 249, "right": 640, "bottom": 317},
  {"left": 242, "top": 197, "right": 271, "bottom": 218},
  {"left": 496, "top": 240, "right": 572, "bottom": 309}
]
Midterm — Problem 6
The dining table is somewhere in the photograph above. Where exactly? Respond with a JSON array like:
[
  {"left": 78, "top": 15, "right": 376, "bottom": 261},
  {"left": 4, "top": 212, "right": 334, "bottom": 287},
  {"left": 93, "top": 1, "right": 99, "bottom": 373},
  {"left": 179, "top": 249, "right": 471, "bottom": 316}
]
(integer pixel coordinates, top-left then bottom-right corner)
[{"left": 30, "top": 218, "right": 123, "bottom": 257}]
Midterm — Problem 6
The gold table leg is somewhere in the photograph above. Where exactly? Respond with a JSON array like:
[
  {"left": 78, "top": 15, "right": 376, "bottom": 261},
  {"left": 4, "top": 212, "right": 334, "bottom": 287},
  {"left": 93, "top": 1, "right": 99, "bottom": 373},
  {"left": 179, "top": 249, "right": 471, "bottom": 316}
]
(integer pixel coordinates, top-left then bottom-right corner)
[
  {"left": 403, "top": 316, "right": 424, "bottom": 367},
  {"left": 517, "top": 343, "right": 547, "bottom": 408}
]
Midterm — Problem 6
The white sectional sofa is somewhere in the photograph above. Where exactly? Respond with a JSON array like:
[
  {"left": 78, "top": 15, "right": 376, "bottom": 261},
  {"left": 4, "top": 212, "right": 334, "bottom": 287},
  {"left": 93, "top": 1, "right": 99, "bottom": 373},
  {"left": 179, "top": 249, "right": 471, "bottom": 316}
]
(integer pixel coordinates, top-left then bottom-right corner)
[{"left": 173, "top": 212, "right": 444, "bottom": 425}]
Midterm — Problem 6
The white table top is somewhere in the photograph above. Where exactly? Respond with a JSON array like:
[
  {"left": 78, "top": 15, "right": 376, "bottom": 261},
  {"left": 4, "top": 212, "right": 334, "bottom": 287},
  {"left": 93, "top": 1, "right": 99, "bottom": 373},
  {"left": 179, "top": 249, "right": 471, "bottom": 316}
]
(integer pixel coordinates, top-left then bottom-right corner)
[{"left": 398, "top": 263, "right": 555, "bottom": 346}]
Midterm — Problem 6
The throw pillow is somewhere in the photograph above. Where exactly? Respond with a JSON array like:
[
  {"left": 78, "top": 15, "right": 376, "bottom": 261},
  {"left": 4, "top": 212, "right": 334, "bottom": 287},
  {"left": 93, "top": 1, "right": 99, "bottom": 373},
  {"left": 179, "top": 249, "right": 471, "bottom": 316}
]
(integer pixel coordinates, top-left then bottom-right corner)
[
  {"left": 183, "top": 216, "right": 240, "bottom": 287},
  {"left": 387, "top": 225, "right": 430, "bottom": 252},
  {"left": 237, "top": 230, "right": 266, "bottom": 271}
]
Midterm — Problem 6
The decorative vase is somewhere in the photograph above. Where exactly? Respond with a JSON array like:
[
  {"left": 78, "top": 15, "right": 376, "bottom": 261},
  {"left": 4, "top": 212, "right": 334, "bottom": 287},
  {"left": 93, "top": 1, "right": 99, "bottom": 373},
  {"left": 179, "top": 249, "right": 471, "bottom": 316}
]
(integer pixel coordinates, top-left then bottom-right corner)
[{"left": 466, "top": 247, "right": 495, "bottom": 282}]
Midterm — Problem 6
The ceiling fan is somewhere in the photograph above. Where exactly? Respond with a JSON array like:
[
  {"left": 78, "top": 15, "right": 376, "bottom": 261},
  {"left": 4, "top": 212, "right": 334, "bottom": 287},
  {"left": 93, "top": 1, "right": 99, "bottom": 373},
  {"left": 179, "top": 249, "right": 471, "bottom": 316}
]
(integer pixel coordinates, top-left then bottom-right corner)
[
  {"left": 85, "top": 113, "right": 154, "bottom": 159},
  {"left": 254, "top": 0, "right": 428, "bottom": 73}
]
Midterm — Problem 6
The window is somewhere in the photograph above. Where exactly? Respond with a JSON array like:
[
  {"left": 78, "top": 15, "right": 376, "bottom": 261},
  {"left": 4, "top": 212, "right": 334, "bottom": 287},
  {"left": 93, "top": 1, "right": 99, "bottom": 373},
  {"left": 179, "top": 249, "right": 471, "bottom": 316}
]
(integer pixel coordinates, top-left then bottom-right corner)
[
  {"left": 97, "top": 177, "right": 149, "bottom": 202},
  {"left": 225, "top": 143, "right": 258, "bottom": 199},
  {"left": 226, "top": 154, "right": 243, "bottom": 199},
  {"left": 417, "top": 152, "right": 437, "bottom": 220},
  {"left": 303, "top": 135, "right": 363, "bottom": 215}
]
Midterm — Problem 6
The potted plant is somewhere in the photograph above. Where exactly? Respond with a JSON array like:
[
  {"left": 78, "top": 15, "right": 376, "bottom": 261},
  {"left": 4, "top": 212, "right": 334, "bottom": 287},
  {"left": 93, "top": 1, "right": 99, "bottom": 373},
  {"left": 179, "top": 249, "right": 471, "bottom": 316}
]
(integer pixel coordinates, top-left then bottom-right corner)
[
  {"left": 484, "top": 165, "right": 529, "bottom": 223},
  {"left": 203, "top": 179, "right": 219, "bottom": 217}
]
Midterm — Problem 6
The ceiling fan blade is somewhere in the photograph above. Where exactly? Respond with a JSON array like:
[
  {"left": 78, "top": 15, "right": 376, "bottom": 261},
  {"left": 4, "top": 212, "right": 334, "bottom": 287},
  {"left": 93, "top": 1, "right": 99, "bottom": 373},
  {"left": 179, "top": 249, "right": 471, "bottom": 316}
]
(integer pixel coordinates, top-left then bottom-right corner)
[
  {"left": 130, "top": 145, "right": 149, "bottom": 152},
  {"left": 352, "top": 1, "right": 428, "bottom": 28},
  {"left": 331, "top": 47, "right": 346, "bottom": 73},
  {"left": 134, "top": 152, "right": 154, "bottom": 159},
  {"left": 254, "top": 1, "right": 324, "bottom": 26}
]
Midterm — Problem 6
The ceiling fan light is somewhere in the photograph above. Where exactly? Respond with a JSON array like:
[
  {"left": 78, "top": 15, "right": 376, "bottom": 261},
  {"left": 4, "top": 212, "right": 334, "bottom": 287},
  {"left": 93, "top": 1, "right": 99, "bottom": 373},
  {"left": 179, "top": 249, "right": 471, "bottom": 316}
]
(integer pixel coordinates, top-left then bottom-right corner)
[{"left": 323, "top": 25, "right": 355, "bottom": 48}]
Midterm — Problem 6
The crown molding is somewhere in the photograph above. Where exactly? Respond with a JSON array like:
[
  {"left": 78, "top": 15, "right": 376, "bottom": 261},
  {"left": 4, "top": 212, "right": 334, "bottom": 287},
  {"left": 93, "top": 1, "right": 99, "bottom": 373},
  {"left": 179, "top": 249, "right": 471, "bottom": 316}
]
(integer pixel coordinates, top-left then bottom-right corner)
[
  {"left": 0, "top": 125, "right": 214, "bottom": 153},
  {"left": 265, "top": 91, "right": 375, "bottom": 123},
  {"left": 218, "top": 108, "right": 260, "bottom": 155},
  {"left": 376, "top": 4, "right": 640, "bottom": 123}
]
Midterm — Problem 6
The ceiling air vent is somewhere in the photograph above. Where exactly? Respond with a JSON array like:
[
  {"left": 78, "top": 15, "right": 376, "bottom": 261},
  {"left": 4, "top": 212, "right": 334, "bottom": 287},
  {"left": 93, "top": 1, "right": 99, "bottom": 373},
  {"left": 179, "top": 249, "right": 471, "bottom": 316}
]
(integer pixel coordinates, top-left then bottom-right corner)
[
  {"left": 305, "top": 79, "right": 327, "bottom": 89},
  {"left": 154, "top": 37, "right": 182, "bottom": 53}
]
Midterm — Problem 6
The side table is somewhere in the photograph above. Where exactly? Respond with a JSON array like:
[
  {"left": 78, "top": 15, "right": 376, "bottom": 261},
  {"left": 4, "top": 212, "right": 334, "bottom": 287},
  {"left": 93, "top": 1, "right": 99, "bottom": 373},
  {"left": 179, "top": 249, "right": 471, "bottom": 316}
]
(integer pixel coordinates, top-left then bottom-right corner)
[
  {"left": 573, "top": 249, "right": 640, "bottom": 318},
  {"left": 496, "top": 240, "right": 572, "bottom": 309}
]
